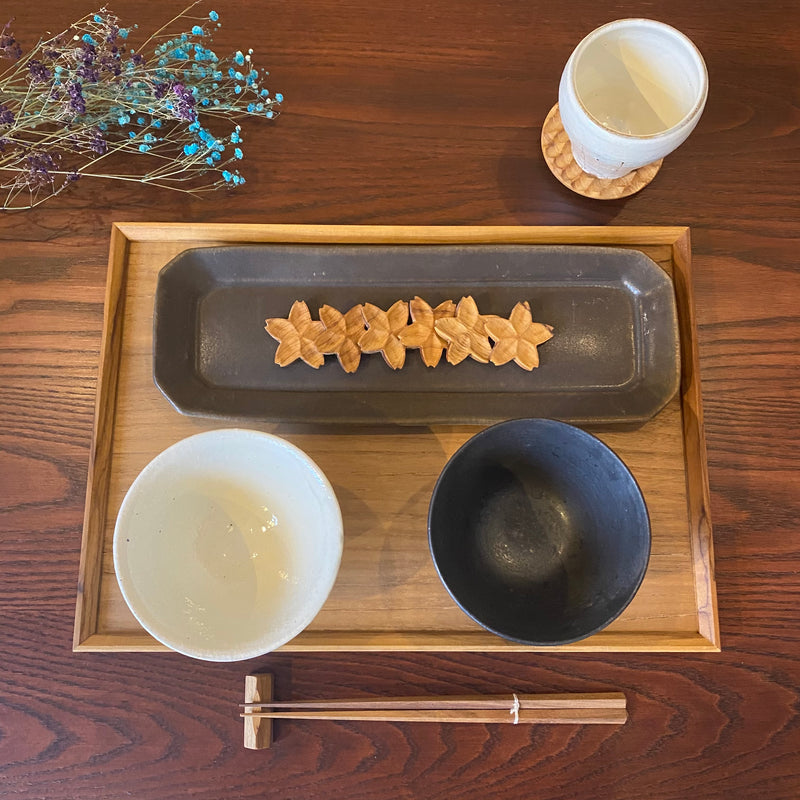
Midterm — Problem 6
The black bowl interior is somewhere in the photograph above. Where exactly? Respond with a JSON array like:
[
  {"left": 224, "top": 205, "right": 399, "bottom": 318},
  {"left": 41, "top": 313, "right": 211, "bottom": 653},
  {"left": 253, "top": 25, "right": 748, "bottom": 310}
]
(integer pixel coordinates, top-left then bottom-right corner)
[{"left": 428, "top": 419, "right": 650, "bottom": 645}]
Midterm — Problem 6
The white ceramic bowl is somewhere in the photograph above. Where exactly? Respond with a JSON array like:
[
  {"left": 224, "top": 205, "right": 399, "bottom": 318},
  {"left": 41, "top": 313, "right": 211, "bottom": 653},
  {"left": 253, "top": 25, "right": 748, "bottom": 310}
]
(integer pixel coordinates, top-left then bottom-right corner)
[{"left": 113, "top": 429, "right": 343, "bottom": 661}]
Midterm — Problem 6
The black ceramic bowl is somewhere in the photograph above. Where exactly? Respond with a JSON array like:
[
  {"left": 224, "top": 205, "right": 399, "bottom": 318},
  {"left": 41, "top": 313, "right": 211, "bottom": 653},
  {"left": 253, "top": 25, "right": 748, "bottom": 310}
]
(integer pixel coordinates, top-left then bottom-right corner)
[{"left": 428, "top": 419, "right": 650, "bottom": 645}]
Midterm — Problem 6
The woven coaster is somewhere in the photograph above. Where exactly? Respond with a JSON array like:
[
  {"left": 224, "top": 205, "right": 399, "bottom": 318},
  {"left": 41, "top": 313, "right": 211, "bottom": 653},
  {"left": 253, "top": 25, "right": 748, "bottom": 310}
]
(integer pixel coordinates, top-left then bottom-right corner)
[{"left": 541, "top": 104, "right": 662, "bottom": 200}]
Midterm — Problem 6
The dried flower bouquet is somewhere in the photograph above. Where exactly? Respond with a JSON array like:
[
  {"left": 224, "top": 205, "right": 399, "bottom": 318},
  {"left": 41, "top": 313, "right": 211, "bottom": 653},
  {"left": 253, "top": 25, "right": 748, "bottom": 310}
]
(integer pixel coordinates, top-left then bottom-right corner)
[{"left": 0, "top": 2, "right": 283, "bottom": 209}]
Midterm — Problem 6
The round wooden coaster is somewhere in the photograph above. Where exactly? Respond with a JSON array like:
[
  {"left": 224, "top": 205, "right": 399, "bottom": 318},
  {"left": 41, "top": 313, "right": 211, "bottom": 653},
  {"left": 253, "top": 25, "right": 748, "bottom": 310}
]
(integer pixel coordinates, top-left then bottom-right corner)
[{"left": 541, "top": 104, "right": 662, "bottom": 200}]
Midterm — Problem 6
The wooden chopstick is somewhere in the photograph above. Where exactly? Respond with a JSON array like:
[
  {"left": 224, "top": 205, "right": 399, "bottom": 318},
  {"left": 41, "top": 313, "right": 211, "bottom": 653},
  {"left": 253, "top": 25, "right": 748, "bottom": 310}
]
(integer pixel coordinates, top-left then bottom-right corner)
[
  {"left": 240, "top": 707, "right": 627, "bottom": 725},
  {"left": 240, "top": 692, "right": 626, "bottom": 711},
  {"left": 241, "top": 676, "right": 628, "bottom": 748},
  {"left": 240, "top": 692, "right": 627, "bottom": 725}
]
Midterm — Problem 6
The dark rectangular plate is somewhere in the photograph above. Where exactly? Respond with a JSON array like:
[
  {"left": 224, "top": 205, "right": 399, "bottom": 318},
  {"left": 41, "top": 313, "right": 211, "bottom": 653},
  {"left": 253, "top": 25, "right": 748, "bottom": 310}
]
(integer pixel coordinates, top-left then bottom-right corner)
[{"left": 153, "top": 244, "right": 679, "bottom": 425}]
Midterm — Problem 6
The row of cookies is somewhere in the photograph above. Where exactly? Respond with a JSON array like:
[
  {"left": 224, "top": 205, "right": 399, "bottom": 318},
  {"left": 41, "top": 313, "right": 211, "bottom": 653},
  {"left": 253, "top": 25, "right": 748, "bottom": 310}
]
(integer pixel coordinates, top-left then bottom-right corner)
[{"left": 264, "top": 296, "right": 553, "bottom": 373}]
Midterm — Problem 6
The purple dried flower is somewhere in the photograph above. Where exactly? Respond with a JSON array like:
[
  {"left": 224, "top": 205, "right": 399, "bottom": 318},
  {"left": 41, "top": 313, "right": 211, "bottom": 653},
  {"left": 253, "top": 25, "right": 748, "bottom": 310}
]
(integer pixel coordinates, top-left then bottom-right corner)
[
  {"left": 77, "top": 63, "right": 100, "bottom": 83},
  {"left": 0, "top": 20, "right": 22, "bottom": 60},
  {"left": 98, "top": 51, "right": 122, "bottom": 78},
  {"left": 27, "top": 59, "right": 53, "bottom": 84},
  {"left": 153, "top": 82, "right": 169, "bottom": 100},
  {"left": 0, "top": 103, "right": 14, "bottom": 126},
  {"left": 25, "top": 150, "right": 59, "bottom": 187},
  {"left": 89, "top": 128, "right": 107, "bottom": 154},
  {"left": 67, "top": 82, "right": 86, "bottom": 115},
  {"left": 41, "top": 34, "right": 65, "bottom": 60},
  {"left": 130, "top": 52, "right": 144, "bottom": 66},
  {"left": 67, "top": 172, "right": 80, "bottom": 183},
  {"left": 79, "top": 40, "right": 97, "bottom": 65},
  {"left": 171, "top": 82, "right": 197, "bottom": 122}
]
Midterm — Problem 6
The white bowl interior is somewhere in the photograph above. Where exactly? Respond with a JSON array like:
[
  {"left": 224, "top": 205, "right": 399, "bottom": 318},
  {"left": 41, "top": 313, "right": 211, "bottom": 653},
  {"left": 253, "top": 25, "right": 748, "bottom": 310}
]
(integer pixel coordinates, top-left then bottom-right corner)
[
  {"left": 574, "top": 21, "right": 706, "bottom": 136},
  {"left": 113, "top": 429, "right": 342, "bottom": 661}
]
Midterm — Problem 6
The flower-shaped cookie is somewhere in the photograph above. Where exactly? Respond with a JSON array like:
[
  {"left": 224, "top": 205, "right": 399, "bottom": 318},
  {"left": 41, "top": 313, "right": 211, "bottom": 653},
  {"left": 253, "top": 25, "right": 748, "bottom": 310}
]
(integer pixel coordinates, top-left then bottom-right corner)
[
  {"left": 358, "top": 301, "right": 409, "bottom": 370},
  {"left": 315, "top": 304, "right": 366, "bottom": 373},
  {"left": 264, "top": 300, "right": 325, "bottom": 368},
  {"left": 483, "top": 301, "right": 554, "bottom": 370},
  {"left": 433, "top": 295, "right": 493, "bottom": 365},
  {"left": 398, "top": 296, "right": 457, "bottom": 367}
]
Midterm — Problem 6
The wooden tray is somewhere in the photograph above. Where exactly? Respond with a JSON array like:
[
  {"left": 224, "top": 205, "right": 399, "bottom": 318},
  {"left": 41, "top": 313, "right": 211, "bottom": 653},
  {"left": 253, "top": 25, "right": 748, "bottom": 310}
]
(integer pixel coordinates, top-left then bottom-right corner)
[{"left": 73, "top": 224, "right": 719, "bottom": 653}]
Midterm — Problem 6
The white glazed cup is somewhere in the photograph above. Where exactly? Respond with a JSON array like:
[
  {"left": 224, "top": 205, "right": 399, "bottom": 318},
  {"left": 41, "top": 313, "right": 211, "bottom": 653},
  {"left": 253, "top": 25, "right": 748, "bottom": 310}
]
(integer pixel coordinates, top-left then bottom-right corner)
[{"left": 558, "top": 19, "right": 708, "bottom": 179}]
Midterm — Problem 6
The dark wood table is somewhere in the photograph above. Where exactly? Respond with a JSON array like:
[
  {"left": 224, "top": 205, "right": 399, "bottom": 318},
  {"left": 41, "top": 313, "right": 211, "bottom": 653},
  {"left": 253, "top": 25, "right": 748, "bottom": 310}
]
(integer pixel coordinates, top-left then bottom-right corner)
[{"left": 2, "top": 1, "right": 797, "bottom": 798}]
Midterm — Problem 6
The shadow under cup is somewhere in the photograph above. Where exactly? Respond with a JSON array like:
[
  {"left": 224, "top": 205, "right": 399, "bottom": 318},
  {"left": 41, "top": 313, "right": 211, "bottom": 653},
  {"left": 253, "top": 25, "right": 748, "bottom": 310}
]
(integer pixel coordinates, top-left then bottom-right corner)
[{"left": 558, "top": 18, "right": 708, "bottom": 179}]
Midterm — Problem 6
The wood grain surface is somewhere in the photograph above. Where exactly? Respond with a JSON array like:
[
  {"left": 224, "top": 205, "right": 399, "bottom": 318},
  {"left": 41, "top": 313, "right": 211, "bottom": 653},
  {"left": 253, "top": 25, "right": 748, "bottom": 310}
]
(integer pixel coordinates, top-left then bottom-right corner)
[{"left": 1, "top": 1, "right": 798, "bottom": 799}]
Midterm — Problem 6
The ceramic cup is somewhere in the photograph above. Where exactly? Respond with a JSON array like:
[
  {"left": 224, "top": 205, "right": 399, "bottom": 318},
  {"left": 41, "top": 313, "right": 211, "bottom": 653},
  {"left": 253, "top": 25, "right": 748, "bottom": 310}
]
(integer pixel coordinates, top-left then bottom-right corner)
[{"left": 558, "top": 19, "right": 708, "bottom": 179}]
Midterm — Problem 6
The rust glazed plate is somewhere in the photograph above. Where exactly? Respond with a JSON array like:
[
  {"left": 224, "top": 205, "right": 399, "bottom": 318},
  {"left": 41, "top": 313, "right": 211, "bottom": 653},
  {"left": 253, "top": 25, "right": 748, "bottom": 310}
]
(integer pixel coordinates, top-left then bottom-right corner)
[{"left": 153, "top": 244, "right": 679, "bottom": 426}]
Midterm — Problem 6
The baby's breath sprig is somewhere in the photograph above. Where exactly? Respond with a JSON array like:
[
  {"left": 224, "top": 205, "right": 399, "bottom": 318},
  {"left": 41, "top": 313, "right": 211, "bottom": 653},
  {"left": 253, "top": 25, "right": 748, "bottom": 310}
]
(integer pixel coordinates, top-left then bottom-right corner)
[{"left": 0, "top": 3, "right": 283, "bottom": 209}]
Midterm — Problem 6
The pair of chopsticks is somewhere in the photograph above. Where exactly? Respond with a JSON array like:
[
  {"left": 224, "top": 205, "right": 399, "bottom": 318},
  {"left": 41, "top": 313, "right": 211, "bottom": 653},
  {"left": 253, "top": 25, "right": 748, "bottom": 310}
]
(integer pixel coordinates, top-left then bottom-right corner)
[{"left": 241, "top": 692, "right": 627, "bottom": 726}]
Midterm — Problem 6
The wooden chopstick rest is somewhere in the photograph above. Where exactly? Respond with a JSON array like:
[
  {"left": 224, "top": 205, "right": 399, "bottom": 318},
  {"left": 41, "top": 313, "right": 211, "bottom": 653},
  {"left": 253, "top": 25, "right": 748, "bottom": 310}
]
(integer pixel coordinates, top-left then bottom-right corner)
[
  {"left": 242, "top": 675, "right": 626, "bottom": 749},
  {"left": 244, "top": 674, "right": 273, "bottom": 750}
]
